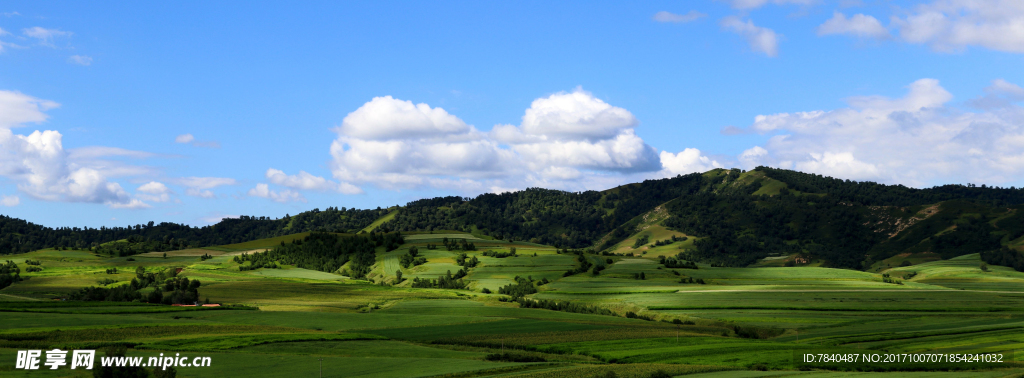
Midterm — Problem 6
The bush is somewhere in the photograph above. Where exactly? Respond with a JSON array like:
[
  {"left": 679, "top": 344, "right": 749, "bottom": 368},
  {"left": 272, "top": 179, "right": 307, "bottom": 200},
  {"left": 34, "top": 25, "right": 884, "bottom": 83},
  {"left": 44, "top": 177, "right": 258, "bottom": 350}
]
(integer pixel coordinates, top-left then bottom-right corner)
[{"left": 483, "top": 353, "right": 545, "bottom": 362}]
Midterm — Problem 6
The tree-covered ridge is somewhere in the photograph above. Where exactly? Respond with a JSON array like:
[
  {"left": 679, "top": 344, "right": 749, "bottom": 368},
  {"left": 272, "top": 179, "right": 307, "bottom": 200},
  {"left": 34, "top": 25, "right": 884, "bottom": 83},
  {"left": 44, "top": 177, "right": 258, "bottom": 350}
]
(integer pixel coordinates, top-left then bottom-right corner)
[
  {"left": 244, "top": 231, "right": 403, "bottom": 278},
  {"left": 0, "top": 206, "right": 384, "bottom": 254},
  {"left": 384, "top": 173, "right": 706, "bottom": 248},
  {"left": 757, "top": 166, "right": 1024, "bottom": 206}
]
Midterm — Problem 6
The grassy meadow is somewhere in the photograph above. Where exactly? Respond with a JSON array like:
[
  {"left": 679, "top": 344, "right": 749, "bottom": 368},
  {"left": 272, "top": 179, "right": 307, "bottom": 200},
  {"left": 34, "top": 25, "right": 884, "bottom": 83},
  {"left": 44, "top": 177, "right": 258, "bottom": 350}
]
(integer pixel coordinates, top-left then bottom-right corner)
[{"left": 2, "top": 231, "right": 1024, "bottom": 377}]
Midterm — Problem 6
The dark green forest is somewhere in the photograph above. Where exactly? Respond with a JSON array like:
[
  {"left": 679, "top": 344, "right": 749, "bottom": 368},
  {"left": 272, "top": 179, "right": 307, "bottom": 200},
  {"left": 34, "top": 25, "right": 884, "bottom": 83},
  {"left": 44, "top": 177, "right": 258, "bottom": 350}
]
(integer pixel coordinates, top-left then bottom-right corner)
[
  {"left": 3, "top": 167, "right": 1024, "bottom": 271},
  {"left": 0, "top": 206, "right": 386, "bottom": 254}
]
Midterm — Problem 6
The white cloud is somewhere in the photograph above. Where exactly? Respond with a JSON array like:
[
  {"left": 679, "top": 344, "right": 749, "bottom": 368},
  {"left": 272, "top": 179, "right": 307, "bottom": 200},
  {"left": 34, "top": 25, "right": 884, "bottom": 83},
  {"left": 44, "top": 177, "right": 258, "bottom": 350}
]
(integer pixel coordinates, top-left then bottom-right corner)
[
  {"left": 721, "top": 16, "right": 780, "bottom": 57},
  {"left": 0, "top": 90, "right": 59, "bottom": 129},
  {"left": 723, "top": 0, "right": 817, "bottom": 10},
  {"left": 175, "top": 176, "right": 236, "bottom": 190},
  {"left": 137, "top": 181, "right": 170, "bottom": 194},
  {"left": 817, "top": 12, "right": 890, "bottom": 39},
  {"left": 174, "top": 133, "right": 220, "bottom": 148},
  {"left": 338, "top": 96, "right": 471, "bottom": 140},
  {"left": 68, "top": 55, "right": 92, "bottom": 66},
  {"left": 265, "top": 168, "right": 364, "bottom": 194},
  {"left": 136, "top": 181, "right": 172, "bottom": 202},
  {"left": 0, "top": 128, "right": 142, "bottom": 207},
  {"left": 660, "top": 149, "right": 723, "bottom": 175},
  {"left": 1, "top": 195, "right": 18, "bottom": 206},
  {"left": 173, "top": 176, "right": 236, "bottom": 198},
  {"left": 22, "top": 27, "right": 71, "bottom": 47},
  {"left": 518, "top": 88, "right": 639, "bottom": 141},
  {"left": 739, "top": 146, "right": 769, "bottom": 168},
  {"left": 734, "top": 78, "right": 1024, "bottom": 186},
  {"left": 185, "top": 188, "right": 215, "bottom": 199},
  {"left": 653, "top": 11, "right": 707, "bottom": 23},
  {"left": 67, "top": 146, "right": 157, "bottom": 160},
  {"left": 248, "top": 183, "right": 305, "bottom": 203},
  {"left": 891, "top": 0, "right": 1024, "bottom": 53},
  {"left": 109, "top": 198, "right": 151, "bottom": 209},
  {"left": 330, "top": 89, "right": 709, "bottom": 193}
]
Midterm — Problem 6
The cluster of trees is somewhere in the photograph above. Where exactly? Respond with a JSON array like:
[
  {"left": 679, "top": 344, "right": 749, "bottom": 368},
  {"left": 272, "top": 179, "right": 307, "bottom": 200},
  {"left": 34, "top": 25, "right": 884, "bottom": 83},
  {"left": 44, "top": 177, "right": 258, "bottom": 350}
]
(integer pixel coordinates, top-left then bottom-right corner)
[
  {"left": 981, "top": 247, "right": 1024, "bottom": 272},
  {"left": 632, "top": 235, "right": 650, "bottom": 248},
  {"left": 441, "top": 237, "right": 477, "bottom": 251},
  {"left": 654, "top": 235, "right": 686, "bottom": 247},
  {"left": 497, "top": 276, "right": 538, "bottom": 299},
  {"left": 0, "top": 206, "right": 385, "bottom": 255},
  {"left": 399, "top": 247, "right": 427, "bottom": 268},
  {"left": 256, "top": 232, "right": 400, "bottom": 278},
  {"left": 660, "top": 255, "right": 698, "bottom": 269},
  {"left": 482, "top": 249, "right": 516, "bottom": 258},
  {"left": 880, "top": 273, "right": 904, "bottom": 285},
  {"left": 154, "top": 276, "right": 202, "bottom": 304},
  {"left": 409, "top": 269, "right": 468, "bottom": 289},
  {"left": 757, "top": 167, "right": 1024, "bottom": 207},
  {"left": 0, "top": 260, "right": 21, "bottom": 290},
  {"left": 515, "top": 298, "right": 615, "bottom": 316},
  {"left": 679, "top": 277, "right": 705, "bottom": 284},
  {"left": 625, "top": 311, "right": 655, "bottom": 321},
  {"left": 484, "top": 353, "right": 546, "bottom": 363},
  {"left": 455, "top": 253, "right": 479, "bottom": 268},
  {"left": 562, "top": 253, "right": 593, "bottom": 277},
  {"left": 66, "top": 267, "right": 202, "bottom": 304},
  {"left": 233, "top": 251, "right": 280, "bottom": 270},
  {"left": 632, "top": 272, "right": 646, "bottom": 280},
  {"left": 94, "top": 235, "right": 196, "bottom": 257}
]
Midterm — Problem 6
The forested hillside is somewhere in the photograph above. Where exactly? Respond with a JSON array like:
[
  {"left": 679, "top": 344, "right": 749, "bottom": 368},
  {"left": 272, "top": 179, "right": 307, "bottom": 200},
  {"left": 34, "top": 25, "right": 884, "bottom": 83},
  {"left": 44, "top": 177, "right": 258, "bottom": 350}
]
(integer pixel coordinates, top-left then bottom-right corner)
[
  {"left": 3, "top": 167, "right": 1023, "bottom": 271},
  {"left": 0, "top": 206, "right": 386, "bottom": 254}
]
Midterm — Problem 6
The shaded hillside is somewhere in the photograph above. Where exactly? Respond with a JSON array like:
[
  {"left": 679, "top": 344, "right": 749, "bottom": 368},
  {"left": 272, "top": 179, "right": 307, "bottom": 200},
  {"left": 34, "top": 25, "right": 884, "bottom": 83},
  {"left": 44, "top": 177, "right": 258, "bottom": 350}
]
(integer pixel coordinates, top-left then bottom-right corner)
[
  {"left": 4, "top": 167, "right": 1024, "bottom": 271},
  {"left": 382, "top": 174, "right": 706, "bottom": 248},
  {"left": 0, "top": 206, "right": 384, "bottom": 254}
]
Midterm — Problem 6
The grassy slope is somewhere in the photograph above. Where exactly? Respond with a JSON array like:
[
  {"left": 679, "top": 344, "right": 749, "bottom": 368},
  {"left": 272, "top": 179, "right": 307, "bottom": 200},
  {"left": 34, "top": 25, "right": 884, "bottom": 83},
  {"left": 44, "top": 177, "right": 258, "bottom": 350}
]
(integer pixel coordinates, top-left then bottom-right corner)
[
  {"left": 360, "top": 208, "right": 398, "bottom": 233},
  {"left": 3, "top": 234, "right": 1024, "bottom": 377}
]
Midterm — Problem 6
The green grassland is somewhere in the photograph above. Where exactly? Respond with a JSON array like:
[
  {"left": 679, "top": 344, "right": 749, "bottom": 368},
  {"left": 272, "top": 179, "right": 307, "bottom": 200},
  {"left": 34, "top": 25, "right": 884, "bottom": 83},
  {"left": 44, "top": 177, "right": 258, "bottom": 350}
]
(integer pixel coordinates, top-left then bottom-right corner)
[{"left": 2, "top": 232, "right": 1024, "bottom": 377}]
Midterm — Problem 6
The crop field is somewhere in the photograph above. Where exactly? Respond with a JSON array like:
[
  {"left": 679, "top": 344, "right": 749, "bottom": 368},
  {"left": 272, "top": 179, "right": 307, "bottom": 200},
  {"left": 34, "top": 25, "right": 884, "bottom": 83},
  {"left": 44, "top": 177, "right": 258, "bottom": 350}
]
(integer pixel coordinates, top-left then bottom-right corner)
[{"left": 2, "top": 232, "right": 1024, "bottom": 377}]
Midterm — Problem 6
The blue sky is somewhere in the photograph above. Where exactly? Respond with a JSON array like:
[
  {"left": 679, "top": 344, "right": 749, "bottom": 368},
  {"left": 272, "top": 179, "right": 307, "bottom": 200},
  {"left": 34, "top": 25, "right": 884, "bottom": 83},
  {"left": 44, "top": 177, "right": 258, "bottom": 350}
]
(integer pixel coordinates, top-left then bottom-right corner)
[{"left": 2, "top": 0, "right": 1023, "bottom": 228}]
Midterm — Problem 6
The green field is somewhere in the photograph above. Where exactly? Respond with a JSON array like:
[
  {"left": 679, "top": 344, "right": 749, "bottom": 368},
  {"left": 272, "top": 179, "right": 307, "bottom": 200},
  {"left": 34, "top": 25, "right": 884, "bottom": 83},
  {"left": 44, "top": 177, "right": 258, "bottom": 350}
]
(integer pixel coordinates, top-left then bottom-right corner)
[{"left": 2, "top": 233, "right": 1024, "bottom": 377}]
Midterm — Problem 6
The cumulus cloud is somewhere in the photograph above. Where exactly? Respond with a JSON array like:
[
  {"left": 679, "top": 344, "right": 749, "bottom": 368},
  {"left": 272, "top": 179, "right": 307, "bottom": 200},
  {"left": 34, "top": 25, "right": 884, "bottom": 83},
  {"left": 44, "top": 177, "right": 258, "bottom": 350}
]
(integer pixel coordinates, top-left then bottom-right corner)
[
  {"left": 817, "top": 12, "right": 890, "bottom": 39},
  {"left": 330, "top": 89, "right": 713, "bottom": 193},
  {"left": 248, "top": 183, "right": 305, "bottom": 203},
  {"left": 136, "top": 181, "right": 172, "bottom": 202},
  {"left": 265, "top": 168, "right": 363, "bottom": 195},
  {"left": 660, "top": 149, "right": 723, "bottom": 176},
  {"left": 891, "top": 0, "right": 1024, "bottom": 53},
  {"left": 1, "top": 195, "right": 18, "bottom": 207},
  {"left": 733, "top": 78, "right": 1024, "bottom": 186},
  {"left": 0, "top": 128, "right": 144, "bottom": 207},
  {"left": 653, "top": 11, "right": 707, "bottom": 23},
  {"left": 337, "top": 96, "right": 472, "bottom": 140},
  {"left": 68, "top": 55, "right": 92, "bottom": 66},
  {"left": 721, "top": 16, "right": 780, "bottom": 57},
  {"left": 22, "top": 27, "right": 71, "bottom": 47}
]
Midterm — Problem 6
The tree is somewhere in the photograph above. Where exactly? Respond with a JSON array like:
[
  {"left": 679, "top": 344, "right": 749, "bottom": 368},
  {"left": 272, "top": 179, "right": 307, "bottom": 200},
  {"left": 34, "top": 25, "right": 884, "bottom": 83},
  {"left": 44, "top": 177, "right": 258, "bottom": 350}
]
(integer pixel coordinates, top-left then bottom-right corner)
[{"left": 395, "top": 269, "right": 403, "bottom": 282}]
